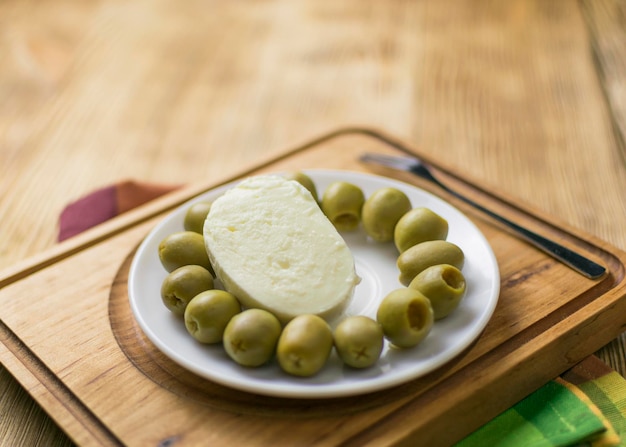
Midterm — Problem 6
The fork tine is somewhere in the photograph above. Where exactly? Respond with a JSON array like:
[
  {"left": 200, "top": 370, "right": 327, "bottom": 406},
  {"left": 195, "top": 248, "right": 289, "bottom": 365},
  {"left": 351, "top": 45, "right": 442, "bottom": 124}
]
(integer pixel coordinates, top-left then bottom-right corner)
[
  {"left": 359, "top": 153, "right": 421, "bottom": 171},
  {"left": 360, "top": 152, "right": 444, "bottom": 189}
]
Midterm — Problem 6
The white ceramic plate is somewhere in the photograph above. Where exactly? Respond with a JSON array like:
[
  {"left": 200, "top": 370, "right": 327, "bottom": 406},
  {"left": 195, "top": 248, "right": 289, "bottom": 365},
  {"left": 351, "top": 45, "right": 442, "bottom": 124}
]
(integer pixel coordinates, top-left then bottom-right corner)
[{"left": 128, "top": 170, "right": 500, "bottom": 398}]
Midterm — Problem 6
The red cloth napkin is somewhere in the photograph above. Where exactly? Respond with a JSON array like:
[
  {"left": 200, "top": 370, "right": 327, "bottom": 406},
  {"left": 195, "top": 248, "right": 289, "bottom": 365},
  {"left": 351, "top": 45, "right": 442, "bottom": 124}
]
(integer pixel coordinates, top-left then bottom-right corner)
[{"left": 58, "top": 180, "right": 179, "bottom": 241}]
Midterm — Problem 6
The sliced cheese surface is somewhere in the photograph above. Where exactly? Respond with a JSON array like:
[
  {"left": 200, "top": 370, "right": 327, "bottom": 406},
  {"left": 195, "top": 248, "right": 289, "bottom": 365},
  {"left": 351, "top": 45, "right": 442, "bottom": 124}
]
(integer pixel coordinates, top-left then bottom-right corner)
[{"left": 203, "top": 175, "right": 359, "bottom": 323}]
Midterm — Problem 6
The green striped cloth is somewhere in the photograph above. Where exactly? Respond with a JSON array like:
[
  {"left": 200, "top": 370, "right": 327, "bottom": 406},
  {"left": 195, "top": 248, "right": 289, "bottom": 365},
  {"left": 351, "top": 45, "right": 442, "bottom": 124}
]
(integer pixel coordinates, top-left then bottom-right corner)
[{"left": 457, "top": 356, "right": 626, "bottom": 447}]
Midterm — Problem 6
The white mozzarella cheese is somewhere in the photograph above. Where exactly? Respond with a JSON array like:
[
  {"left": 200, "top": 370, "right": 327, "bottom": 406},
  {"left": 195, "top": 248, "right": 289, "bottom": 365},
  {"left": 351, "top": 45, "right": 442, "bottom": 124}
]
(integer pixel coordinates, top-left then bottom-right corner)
[{"left": 204, "top": 175, "right": 359, "bottom": 323}]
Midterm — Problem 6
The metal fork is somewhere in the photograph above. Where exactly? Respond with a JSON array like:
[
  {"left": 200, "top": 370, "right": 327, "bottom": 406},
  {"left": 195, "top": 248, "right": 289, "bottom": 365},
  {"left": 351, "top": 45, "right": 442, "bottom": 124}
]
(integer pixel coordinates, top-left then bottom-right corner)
[{"left": 360, "top": 153, "right": 606, "bottom": 280}]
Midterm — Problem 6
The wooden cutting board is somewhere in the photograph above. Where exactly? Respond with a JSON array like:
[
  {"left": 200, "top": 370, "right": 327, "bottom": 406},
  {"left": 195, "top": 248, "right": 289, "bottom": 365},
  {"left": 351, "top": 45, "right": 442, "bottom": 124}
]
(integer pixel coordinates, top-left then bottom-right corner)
[{"left": 1, "top": 127, "right": 625, "bottom": 446}]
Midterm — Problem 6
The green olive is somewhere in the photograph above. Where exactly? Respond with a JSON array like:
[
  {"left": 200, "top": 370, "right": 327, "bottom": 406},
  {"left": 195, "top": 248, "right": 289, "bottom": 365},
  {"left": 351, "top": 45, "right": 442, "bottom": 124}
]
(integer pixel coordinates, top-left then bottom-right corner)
[
  {"left": 284, "top": 171, "right": 318, "bottom": 202},
  {"left": 409, "top": 264, "right": 466, "bottom": 320},
  {"left": 160, "top": 265, "right": 214, "bottom": 316},
  {"left": 277, "top": 314, "right": 333, "bottom": 377},
  {"left": 223, "top": 309, "right": 282, "bottom": 367},
  {"left": 321, "top": 181, "right": 365, "bottom": 231},
  {"left": 397, "top": 240, "right": 464, "bottom": 286},
  {"left": 184, "top": 202, "right": 212, "bottom": 234},
  {"left": 394, "top": 207, "right": 449, "bottom": 253},
  {"left": 158, "top": 231, "right": 214, "bottom": 275},
  {"left": 333, "top": 316, "right": 384, "bottom": 368},
  {"left": 184, "top": 290, "right": 241, "bottom": 343},
  {"left": 361, "top": 187, "right": 412, "bottom": 242},
  {"left": 376, "top": 288, "right": 434, "bottom": 348}
]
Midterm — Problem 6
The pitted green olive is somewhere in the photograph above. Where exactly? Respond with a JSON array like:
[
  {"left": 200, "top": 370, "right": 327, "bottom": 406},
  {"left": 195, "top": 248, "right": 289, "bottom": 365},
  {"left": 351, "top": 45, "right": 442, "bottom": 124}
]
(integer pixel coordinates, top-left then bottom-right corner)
[
  {"left": 184, "top": 290, "right": 241, "bottom": 343},
  {"left": 160, "top": 265, "right": 214, "bottom": 316},
  {"left": 321, "top": 181, "right": 365, "bottom": 231},
  {"left": 376, "top": 288, "right": 434, "bottom": 348},
  {"left": 277, "top": 314, "right": 333, "bottom": 377},
  {"left": 362, "top": 187, "right": 412, "bottom": 242},
  {"left": 223, "top": 309, "right": 282, "bottom": 367},
  {"left": 158, "top": 231, "right": 214, "bottom": 275},
  {"left": 394, "top": 207, "right": 449, "bottom": 253},
  {"left": 284, "top": 171, "right": 318, "bottom": 202},
  {"left": 184, "top": 202, "right": 212, "bottom": 234},
  {"left": 397, "top": 240, "right": 464, "bottom": 286},
  {"left": 409, "top": 264, "right": 466, "bottom": 320},
  {"left": 333, "top": 316, "right": 384, "bottom": 368}
]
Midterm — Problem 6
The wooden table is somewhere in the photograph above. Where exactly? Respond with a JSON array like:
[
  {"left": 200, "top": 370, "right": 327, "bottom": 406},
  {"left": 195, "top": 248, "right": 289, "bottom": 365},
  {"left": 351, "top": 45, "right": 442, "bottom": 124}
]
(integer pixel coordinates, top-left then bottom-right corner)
[{"left": 1, "top": 0, "right": 625, "bottom": 445}]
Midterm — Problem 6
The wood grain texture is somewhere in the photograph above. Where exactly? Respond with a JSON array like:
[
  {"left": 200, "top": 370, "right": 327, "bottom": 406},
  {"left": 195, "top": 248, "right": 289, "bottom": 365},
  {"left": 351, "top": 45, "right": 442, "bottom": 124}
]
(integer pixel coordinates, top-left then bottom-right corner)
[{"left": 0, "top": 0, "right": 625, "bottom": 445}]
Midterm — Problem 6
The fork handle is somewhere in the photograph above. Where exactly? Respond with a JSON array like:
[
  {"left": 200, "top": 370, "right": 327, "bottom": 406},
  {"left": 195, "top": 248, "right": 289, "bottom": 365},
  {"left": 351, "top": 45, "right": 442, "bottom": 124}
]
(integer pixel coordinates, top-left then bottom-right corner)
[{"left": 447, "top": 189, "right": 607, "bottom": 279}]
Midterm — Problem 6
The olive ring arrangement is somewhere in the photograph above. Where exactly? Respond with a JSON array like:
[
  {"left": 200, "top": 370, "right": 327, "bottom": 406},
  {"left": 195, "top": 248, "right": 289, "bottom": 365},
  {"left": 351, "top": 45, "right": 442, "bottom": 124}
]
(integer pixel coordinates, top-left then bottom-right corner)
[{"left": 128, "top": 169, "right": 500, "bottom": 398}]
